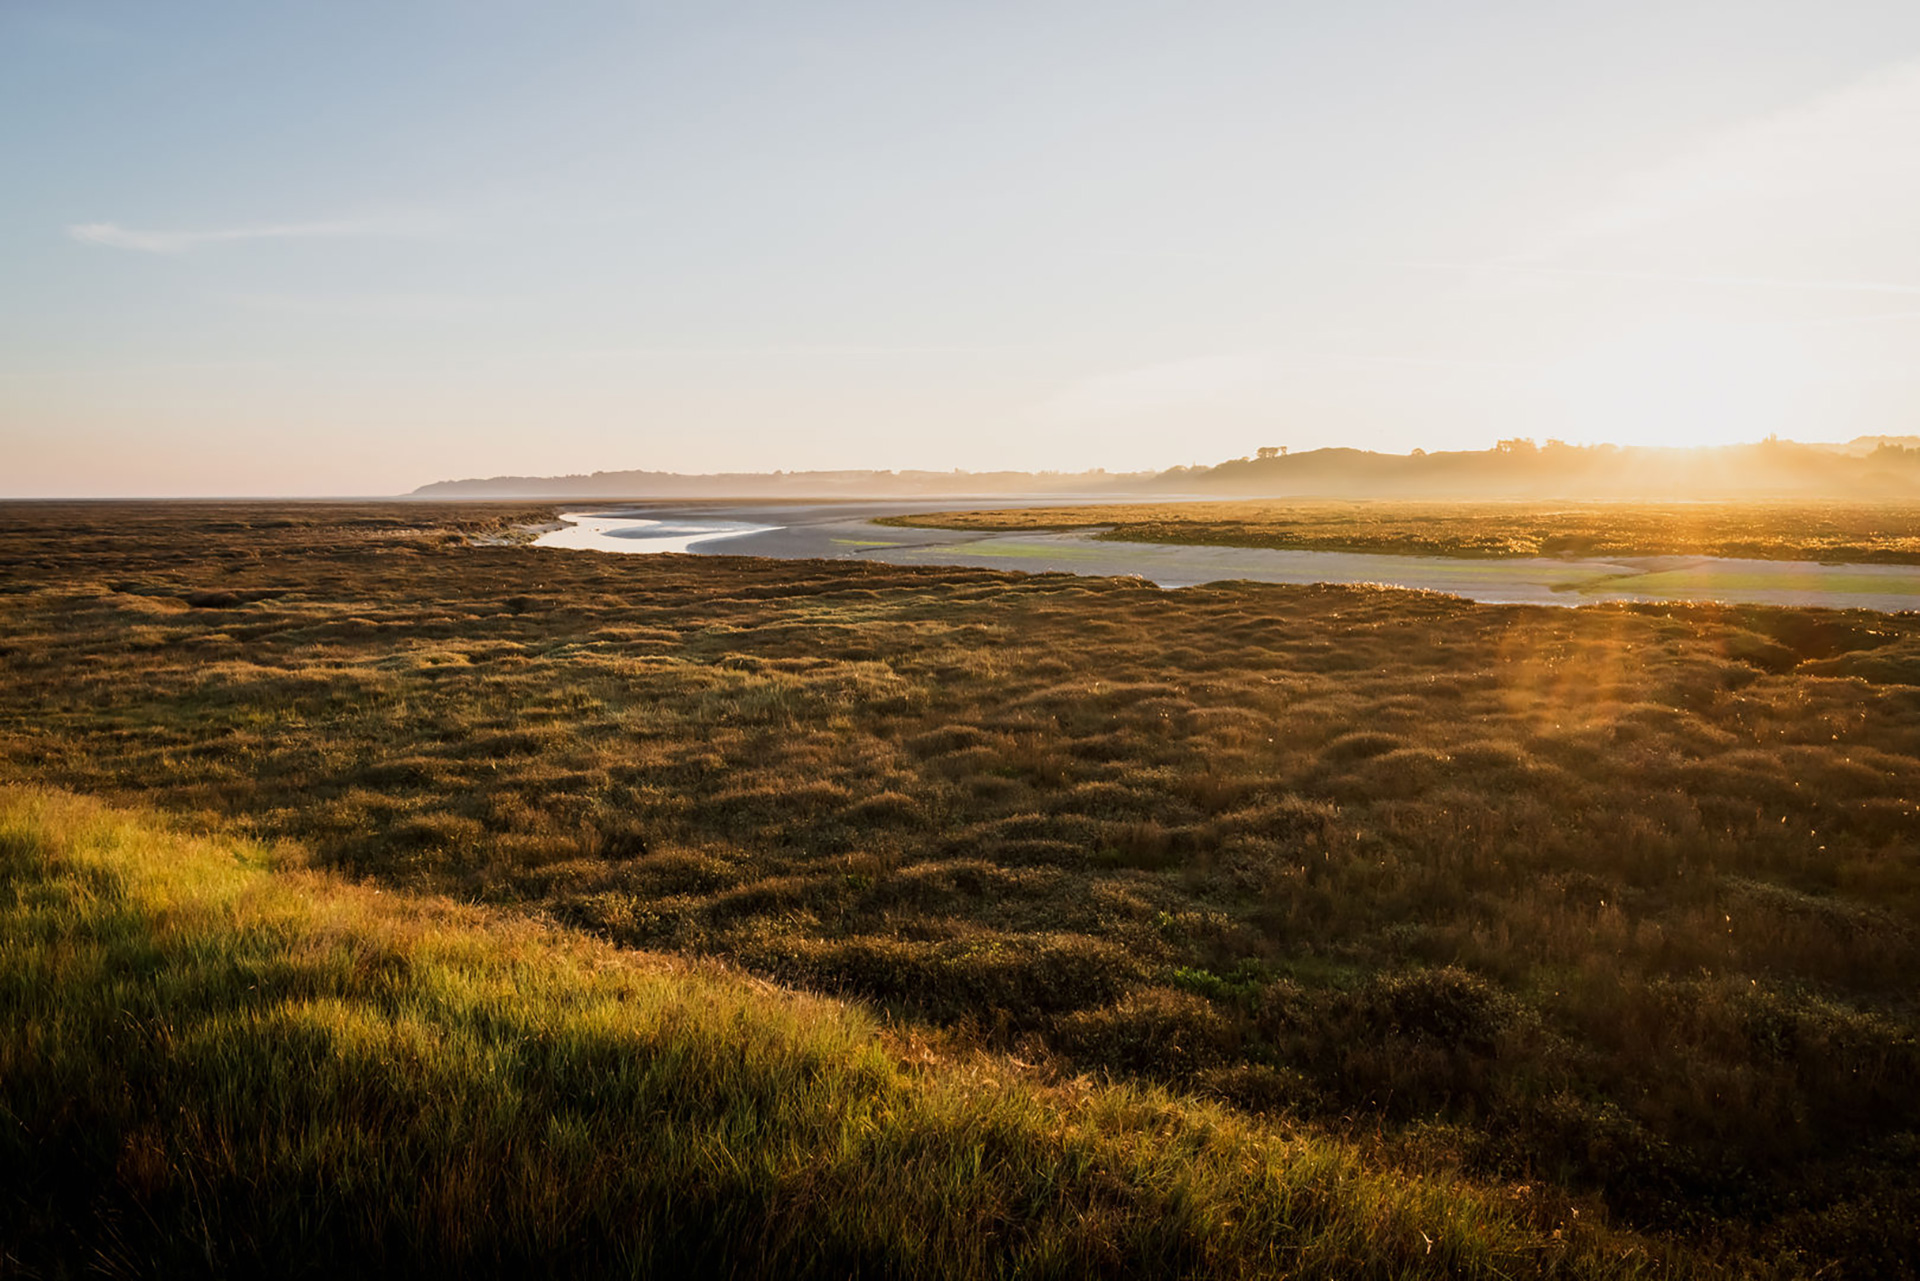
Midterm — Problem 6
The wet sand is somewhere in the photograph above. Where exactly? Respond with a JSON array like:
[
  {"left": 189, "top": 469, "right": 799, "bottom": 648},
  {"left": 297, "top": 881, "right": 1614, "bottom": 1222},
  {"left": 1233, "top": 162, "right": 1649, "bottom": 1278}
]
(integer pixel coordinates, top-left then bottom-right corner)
[{"left": 534, "top": 501, "right": 1920, "bottom": 612}]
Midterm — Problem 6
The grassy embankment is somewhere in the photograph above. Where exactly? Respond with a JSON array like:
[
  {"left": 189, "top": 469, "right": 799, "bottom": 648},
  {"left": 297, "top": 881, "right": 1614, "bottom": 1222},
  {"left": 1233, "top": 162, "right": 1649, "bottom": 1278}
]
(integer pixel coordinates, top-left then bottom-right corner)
[
  {"left": 878, "top": 501, "right": 1920, "bottom": 563},
  {"left": 0, "top": 788, "right": 1644, "bottom": 1277},
  {"left": 3, "top": 501, "right": 1920, "bottom": 1271}
]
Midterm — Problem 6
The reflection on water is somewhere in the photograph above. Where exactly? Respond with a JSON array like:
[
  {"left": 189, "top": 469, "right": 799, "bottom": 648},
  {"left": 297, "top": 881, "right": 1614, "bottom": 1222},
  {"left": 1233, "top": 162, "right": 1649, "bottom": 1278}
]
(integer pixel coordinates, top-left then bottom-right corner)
[{"left": 535, "top": 513, "right": 779, "bottom": 555}]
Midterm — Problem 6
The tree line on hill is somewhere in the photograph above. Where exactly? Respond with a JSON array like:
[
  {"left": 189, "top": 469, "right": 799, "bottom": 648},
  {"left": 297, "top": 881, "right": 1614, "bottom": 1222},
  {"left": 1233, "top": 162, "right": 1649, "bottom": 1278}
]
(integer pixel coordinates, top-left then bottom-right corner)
[{"left": 411, "top": 436, "right": 1920, "bottom": 500}]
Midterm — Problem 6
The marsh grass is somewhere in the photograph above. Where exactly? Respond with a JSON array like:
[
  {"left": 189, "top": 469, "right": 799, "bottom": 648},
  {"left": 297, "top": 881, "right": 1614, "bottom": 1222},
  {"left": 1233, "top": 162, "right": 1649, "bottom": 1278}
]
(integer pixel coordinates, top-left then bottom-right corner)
[
  {"left": 0, "top": 788, "right": 1652, "bottom": 1278},
  {"left": 880, "top": 500, "right": 1920, "bottom": 563},
  {"left": 3, "top": 500, "right": 1920, "bottom": 1271}
]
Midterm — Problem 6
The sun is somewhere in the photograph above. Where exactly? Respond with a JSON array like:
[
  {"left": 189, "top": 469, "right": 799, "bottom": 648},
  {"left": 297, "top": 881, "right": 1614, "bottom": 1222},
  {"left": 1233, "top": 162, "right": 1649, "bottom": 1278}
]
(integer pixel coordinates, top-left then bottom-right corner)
[{"left": 1538, "top": 316, "right": 1818, "bottom": 448}]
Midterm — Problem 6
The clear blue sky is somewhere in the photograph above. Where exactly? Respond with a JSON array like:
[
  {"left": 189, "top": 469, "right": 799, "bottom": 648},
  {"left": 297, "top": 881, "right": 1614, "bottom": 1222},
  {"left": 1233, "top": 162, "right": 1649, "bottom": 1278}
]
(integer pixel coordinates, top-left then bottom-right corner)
[{"left": 7, "top": 1, "right": 1920, "bottom": 494}]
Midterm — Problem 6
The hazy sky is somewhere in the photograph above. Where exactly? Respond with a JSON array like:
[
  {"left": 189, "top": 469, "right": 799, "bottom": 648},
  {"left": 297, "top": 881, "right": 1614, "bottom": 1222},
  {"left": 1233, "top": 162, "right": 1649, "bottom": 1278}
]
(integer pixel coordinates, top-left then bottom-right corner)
[{"left": 8, "top": 1, "right": 1920, "bottom": 495}]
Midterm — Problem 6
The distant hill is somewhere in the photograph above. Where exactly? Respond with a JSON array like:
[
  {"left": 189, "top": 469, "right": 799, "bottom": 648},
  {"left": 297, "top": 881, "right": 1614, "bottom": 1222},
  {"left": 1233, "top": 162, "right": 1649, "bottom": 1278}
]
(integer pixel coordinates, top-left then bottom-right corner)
[
  {"left": 1154, "top": 439, "right": 1920, "bottom": 500},
  {"left": 413, "top": 439, "right": 1920, "bottom": 502},
  {"left": 410, "top": 467, "right": 1150, "bottom": 499},
  {"left": 1821, "top": 435, "right": 1920, "bottom": 458}
]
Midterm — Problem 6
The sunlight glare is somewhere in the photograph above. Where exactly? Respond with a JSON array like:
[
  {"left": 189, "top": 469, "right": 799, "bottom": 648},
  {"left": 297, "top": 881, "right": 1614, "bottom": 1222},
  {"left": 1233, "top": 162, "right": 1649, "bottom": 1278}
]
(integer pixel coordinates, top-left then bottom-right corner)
[{"left": 1539, "top": 317, "right": 1817, "bottom": 448}]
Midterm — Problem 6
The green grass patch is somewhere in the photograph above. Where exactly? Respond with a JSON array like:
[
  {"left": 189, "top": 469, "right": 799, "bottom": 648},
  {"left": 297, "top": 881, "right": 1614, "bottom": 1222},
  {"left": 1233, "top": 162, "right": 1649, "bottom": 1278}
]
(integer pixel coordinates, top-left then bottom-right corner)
[
  {"left": 1597, "top": 568, "right": 1920, "bottom": 596},
  {"left": 956, "top": 540, "right": 1113, "bottom": 561}
]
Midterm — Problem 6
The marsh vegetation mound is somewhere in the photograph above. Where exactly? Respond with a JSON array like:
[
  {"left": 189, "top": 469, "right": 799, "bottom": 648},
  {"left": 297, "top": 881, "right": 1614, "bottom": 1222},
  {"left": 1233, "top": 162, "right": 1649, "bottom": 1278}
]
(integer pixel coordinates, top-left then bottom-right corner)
[{"left": 882, "top": 498, "right": 1920, "bottom": 563}]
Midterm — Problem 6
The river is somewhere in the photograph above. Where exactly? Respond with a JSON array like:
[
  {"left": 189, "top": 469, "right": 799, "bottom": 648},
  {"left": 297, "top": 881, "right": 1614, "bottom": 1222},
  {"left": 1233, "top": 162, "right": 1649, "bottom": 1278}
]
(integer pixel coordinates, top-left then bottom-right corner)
[{"left": 532, "top": 503, "right": 1920, "bottom": 612}]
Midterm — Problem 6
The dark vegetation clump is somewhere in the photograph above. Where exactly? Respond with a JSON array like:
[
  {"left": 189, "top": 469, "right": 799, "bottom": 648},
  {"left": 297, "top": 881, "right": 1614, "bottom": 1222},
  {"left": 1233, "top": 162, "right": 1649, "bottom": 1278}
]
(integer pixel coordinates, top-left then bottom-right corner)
[{"left": 4, "top": 498, "right": 1920, "bottom": 1273}]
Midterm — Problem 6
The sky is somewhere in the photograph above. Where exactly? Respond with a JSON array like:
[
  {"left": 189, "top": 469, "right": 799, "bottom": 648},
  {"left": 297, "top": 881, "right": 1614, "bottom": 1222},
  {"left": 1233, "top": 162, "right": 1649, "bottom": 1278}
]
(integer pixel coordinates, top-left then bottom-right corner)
[{"left": 7, "top": 1, "right": 1920, "bottom": 496}]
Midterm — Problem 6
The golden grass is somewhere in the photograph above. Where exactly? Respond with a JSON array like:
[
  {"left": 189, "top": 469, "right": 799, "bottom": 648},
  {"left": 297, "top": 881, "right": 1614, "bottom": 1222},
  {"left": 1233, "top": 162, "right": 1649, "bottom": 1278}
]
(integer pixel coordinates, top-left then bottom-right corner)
[{"left": 0, "top": 787, "right": 1659, "bottom": 1278}]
